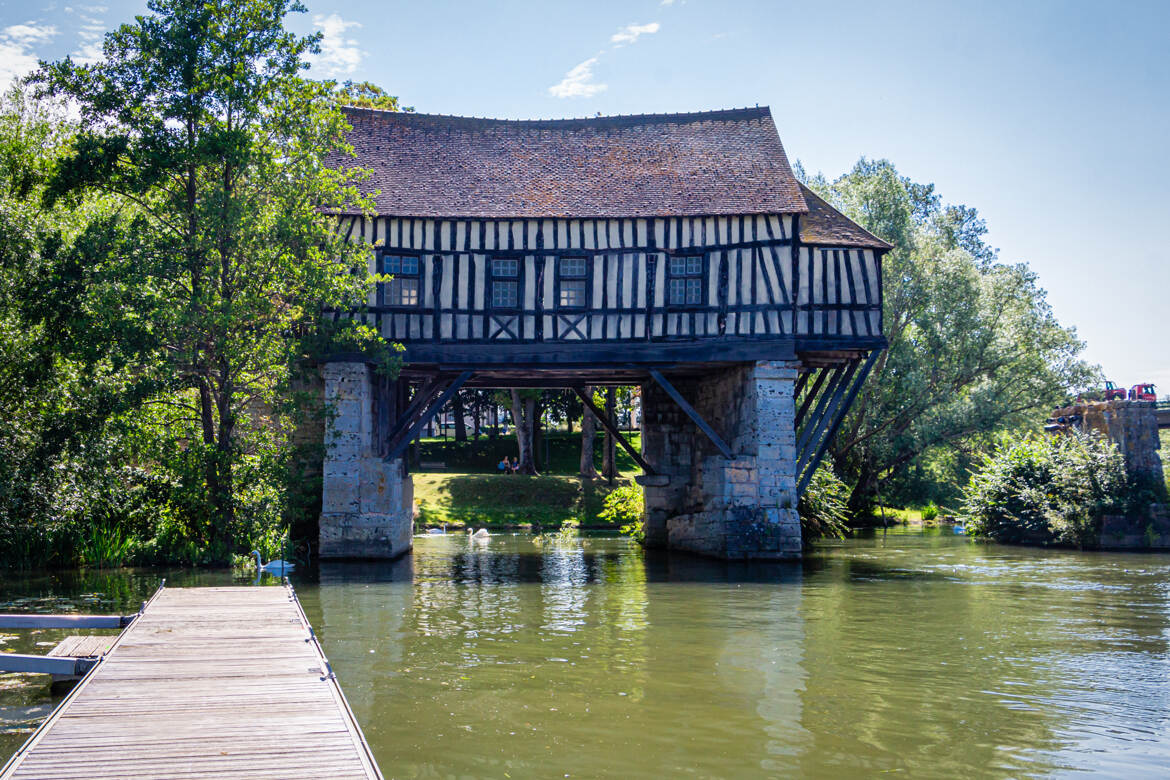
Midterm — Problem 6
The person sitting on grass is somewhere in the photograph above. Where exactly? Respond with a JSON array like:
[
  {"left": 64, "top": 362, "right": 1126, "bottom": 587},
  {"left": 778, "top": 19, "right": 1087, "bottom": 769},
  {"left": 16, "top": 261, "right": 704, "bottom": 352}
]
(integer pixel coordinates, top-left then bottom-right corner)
[
  {"left": 509, "top": 456, "right": 520, "bottom": 474},
  {"left": 498, "top": 456, "right": 510, "bottom": 474}
]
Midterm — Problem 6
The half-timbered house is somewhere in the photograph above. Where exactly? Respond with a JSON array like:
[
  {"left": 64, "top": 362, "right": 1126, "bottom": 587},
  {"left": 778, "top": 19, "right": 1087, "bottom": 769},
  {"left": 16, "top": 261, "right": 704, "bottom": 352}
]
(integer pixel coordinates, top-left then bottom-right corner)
[{"left": 320, "top": 107, "right": 890, "bottom": 560}]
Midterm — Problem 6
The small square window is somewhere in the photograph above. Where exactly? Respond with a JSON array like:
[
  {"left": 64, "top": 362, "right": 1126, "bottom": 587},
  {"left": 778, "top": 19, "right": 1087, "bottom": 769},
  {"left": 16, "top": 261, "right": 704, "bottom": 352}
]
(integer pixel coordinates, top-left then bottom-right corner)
[
  {"left": 492, "top": 257, "right": 518, "bottom": 277},
  {"left": 492, "top": 280, "right": 518, "bottom": 308},
  {"left": 667, "top": 255, "right": 703, "bottom": 306},
  {"left": 559, "top": 257, "right": 587, "bottom": 278},
  {"left": 383, "top": 255, "right": 419, "bottom": 275},
  {"left": 387, "top": 277, "right": 419, "bottom": 306},
  {"left": 382, "top": 254, "right": 420, "bottom": 307},
  {"left": 559, "top": 280, "right": 587, "bottom": 308}
]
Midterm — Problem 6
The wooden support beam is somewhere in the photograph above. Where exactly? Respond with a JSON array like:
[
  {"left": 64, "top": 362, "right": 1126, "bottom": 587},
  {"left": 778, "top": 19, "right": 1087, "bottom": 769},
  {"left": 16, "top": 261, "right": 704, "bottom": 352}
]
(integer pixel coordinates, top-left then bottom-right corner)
[
  {"left": 381, "top": 376, "right": 439, "bottom": 453},
  {"left": 796, "top": 362, "right": 856, "bottom": 470},
  {"left": 795, "top": 365, "right": 848, "bottom": 458},
  {"left": 0, "top": 614, "right": 134, "bottom": 629},
  {"left": 795, "top": 366, "right": 832, "bottom": 430},
  {"left": 0, "top": 654, "right": 97, "bottom": 677},
  {"left": 384, "top": 371, "right": 474, "bottom": 462},
  {"left": 648, "top": 369, "right": 734, "bottom": 460},
  {"left": 573, "top": 387, "right": 656, "bottom": 475},
  {"left": 796, "top": 350, "right": 880, "bottom": 495}
]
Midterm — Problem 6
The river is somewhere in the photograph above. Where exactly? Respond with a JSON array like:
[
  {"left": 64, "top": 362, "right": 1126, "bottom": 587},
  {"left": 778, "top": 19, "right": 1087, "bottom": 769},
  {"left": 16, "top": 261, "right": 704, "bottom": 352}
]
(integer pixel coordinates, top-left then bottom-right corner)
[{"left": 2, "top": 529, "right": 1169, "bottom": 778}]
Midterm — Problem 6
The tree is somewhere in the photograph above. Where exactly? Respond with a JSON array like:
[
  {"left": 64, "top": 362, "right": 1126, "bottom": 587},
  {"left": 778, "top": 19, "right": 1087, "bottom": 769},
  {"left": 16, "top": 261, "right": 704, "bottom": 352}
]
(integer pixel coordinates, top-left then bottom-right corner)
[
  {"left": 333, "top": 80, "right": 410, "bottom": 112},
  {"left": 34, "top": 0, "right": 384, "bottom": 558},
  {"left": 509, "top": 389, "right": 538, "bottom": 474},
  {"left": 579, "top": 386, "right": 599, "bottom": 479},
  {"left": 800, "top": 159, "right": 1097, "bottom": 514}
]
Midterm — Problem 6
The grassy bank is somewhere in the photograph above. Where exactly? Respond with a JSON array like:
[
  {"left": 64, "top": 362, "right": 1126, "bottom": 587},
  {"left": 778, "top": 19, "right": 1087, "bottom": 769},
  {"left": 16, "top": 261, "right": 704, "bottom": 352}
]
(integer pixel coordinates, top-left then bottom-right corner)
[
  {"left": 411, "top": 430, "right": 640, "bottom": 529},
  {"left": 414, "top": 472, "right": 635, "bottom": 529}
]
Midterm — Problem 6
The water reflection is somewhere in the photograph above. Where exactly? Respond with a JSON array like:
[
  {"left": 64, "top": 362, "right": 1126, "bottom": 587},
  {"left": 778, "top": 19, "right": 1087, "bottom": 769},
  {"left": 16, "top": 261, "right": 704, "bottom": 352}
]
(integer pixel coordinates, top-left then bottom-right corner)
[{"left": 5, "top": 533, "right": 1170, "bottom": 778}]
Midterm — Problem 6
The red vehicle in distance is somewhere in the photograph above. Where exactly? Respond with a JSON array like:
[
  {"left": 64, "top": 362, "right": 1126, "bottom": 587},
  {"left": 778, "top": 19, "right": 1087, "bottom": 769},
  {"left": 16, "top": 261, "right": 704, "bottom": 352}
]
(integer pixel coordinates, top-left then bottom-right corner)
[
  {"left": 1129, "top": 383, "right": 1157, "bottom": 402},
  {"left": 1104, "top": 381, "right": 1127, "bottom": 401}
]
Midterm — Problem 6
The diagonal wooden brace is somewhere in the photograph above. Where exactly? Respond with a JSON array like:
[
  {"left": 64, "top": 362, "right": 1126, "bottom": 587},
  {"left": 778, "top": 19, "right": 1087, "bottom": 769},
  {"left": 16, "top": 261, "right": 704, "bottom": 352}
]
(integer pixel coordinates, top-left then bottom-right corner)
[
  {"left": 573, "top": 387, "right": 656, "bottom": 475},
  {"left": 384, "top": 371, "right": 474, "bottom": 463},
  {"left": 648, "top": 369, "right": 734, "bottom": 460}
]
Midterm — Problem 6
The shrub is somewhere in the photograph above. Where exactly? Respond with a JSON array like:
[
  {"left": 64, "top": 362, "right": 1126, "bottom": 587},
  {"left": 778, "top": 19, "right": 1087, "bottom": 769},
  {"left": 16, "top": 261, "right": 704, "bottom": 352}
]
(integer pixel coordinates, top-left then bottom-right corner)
[
  {"left": 799, "top": 463, "right": 851, "bottom": 542},
  {"left": 921, "top": 502, "right": 940, "bottom": 523},
  {"left": 604, "top": 484, "right": 645, "bottom": 541},
  {"left": 962, "top": 432, "right": 1129, "bottom": 546}
]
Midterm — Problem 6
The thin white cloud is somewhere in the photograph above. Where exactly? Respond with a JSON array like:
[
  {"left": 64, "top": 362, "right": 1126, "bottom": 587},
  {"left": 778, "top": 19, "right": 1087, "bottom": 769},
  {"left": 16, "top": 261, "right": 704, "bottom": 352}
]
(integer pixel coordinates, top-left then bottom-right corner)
[
  {"left": 309, "top": 13, "right": 363, "bottom": 77},
  {"left": 548, "top": 56, "right": 607, "bottom": 99},
  {"left": 661, "top": 0, "right": 676, "bottom": 4},
  {"left": 611, "top": 22, "right": 660, "bottom": 46},
  {"left": 548, "top": 21, "right": 661, "bottom": 99},
  {"left": 0, "top": 22, "right": 58, "bottom": 88}
]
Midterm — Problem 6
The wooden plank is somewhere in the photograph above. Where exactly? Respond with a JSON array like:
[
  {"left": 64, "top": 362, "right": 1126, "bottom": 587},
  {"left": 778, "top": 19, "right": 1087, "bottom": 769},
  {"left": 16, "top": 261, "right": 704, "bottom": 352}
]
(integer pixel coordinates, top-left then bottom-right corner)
[
  {"left": 0, "top": 584, "right": 381, "bottom": 780},
  {"left": 0, "top": 615, "right": 131, "bottom": 629},
  {"left": 0, "top": 654, "right": 95, "bottom": 676}
]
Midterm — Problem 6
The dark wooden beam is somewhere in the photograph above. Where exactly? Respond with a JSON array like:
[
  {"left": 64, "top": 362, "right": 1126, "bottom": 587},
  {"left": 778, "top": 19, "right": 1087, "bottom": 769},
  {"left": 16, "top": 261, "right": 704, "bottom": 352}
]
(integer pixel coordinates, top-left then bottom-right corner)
[
  {"left": 648, "top": 368, "right": 734, "bottom": 460},
  {"left": 572, "top": 387, "right": 656, "bottom": 475},
  {"left": 384, "top": 372, "right": 474, "bottom": 462},
  {"left": 796, "top": 349, "right": 880, "bottom": 496},
  {"left": 795, "top": 366, "right": 832, "bottom": 430},
  {"left": 380, "top": 375, "right": 440, "bottom": 456}
]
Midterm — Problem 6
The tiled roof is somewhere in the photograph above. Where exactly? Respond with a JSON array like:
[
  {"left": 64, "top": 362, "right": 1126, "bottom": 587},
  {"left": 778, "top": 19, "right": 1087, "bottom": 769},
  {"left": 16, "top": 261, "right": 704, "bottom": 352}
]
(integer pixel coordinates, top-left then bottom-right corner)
[
  {"left": 337, "top": 107, "right": 808, "bottom": 218},
  {"left": 798, "top": 184, "right": 892, "bottom": 250}
]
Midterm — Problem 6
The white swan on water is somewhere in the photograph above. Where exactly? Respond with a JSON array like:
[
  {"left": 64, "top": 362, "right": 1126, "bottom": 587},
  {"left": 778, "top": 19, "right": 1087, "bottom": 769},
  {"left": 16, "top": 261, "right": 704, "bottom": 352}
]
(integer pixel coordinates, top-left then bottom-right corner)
[{"left": 251, "top": 549, "right": 295, "bottom": 575}]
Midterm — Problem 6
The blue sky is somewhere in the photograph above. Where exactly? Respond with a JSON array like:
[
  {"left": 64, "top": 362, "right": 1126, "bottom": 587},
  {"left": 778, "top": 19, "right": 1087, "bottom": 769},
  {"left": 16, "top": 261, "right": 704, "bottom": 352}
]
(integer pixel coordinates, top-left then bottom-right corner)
[{"left": 2, "top": 0, "right": 1167, "bottom": 394}]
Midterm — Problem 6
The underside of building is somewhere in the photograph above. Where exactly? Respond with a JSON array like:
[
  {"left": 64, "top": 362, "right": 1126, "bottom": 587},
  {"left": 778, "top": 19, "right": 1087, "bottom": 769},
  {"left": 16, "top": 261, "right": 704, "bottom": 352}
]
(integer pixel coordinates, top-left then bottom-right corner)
[{"left": 320, "top": 106, "right": 890, "bottom": 561}]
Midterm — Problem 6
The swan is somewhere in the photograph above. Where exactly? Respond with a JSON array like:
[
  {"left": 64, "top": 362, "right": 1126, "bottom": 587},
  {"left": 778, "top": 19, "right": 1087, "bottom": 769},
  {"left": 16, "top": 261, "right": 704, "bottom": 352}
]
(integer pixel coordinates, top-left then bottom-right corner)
[
  {"left": 251, "top": 549, "right": 295, "bottom": 575},
  {"left": 471, "top": 528, "right": 489, "bottom": 539}
]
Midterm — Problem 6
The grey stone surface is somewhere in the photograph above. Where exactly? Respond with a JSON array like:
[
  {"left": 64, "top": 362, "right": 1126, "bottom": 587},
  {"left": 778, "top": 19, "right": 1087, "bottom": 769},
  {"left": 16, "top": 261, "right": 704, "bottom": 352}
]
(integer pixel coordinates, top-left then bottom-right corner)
[
  {"left": 1054, "top": 400, "right": 1165, "bottom": 488},
  {"left": 319, "top": 362, "right": 413, "bottom": 559},
  {"left": 641, "top": 360, "right": 802, "bottom": 560}
]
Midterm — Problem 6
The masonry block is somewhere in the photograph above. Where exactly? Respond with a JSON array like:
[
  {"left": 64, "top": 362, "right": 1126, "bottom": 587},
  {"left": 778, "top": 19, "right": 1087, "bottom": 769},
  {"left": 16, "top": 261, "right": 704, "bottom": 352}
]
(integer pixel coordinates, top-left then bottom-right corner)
[
  {"left": 641, "top": 360, "right": 802, "bottom": 560},
  {"left": 319, "top": 362, "right": 413, "bottom": 559}
]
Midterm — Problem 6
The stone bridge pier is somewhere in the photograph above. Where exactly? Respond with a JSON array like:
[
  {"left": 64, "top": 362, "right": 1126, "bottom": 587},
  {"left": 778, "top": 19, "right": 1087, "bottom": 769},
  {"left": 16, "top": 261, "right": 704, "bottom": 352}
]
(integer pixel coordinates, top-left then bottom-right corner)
[
  {"left": 319, "top": 362, "right": 413, "bottom": 559},
  {"left": 318, "top": 358, "right": 808, "bottom": 561},
  {"left": 640, "top": 361, "right": 802, "bottom": 560}
]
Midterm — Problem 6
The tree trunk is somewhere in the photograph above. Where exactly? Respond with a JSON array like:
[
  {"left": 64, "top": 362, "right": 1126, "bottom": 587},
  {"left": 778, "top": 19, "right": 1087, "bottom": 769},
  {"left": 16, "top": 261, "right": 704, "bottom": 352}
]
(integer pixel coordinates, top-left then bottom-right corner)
[
  {"left": 533, "top": 397, "right": 544, "bottom": 472},
  {"left": 453, "top": 394, "right": 467, "bottom": 442},
  {"left": 579, "top": 386, "right": 599, "bottom": 479},
  {"left": 603, "top": 387, "right": 617, "bottom": 485},
  {"left": 510, "top": 390, "right": 537, "bottom": 474}
]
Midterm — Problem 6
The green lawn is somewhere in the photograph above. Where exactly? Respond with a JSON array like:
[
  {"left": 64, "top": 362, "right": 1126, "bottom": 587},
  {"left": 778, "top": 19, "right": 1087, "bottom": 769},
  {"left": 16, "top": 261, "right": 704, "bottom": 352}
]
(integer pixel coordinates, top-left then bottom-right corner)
[
  {"left": 410, "top": 430, "right": 641, "bottom": 530},
  {"left": 413, "top": 472, "right": 635, "bottom": 530}
]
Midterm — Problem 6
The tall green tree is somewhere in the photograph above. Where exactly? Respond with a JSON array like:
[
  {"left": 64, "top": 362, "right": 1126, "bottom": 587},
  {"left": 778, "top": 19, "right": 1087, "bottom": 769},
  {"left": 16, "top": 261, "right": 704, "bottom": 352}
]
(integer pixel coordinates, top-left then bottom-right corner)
[
  {"left": 800, "top": 159, "right": 1097, "bottom": 513},
  {"left": 34, "top": 0, "right": 383, "bottom": 557}
]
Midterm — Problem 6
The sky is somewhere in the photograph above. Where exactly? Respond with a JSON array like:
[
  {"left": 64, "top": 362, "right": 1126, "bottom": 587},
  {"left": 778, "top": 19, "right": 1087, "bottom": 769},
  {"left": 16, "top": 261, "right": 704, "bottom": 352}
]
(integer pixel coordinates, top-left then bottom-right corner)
[{"left": 1, "top": 0, "right": 1167, "bottom": 394}]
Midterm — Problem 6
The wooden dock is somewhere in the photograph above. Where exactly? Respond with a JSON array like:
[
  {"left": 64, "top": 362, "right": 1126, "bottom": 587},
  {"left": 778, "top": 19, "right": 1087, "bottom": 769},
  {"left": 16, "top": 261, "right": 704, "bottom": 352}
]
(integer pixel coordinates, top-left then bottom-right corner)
[{"left": 0, "top": 584, "right": 382, "bottom": 780}]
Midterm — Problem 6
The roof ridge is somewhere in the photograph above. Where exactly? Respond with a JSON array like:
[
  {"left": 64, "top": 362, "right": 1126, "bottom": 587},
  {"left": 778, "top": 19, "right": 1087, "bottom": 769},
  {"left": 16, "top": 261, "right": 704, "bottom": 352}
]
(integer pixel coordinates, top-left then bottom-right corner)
[{"left": 341, "top": 105, "right": 773, "bottom": 128}]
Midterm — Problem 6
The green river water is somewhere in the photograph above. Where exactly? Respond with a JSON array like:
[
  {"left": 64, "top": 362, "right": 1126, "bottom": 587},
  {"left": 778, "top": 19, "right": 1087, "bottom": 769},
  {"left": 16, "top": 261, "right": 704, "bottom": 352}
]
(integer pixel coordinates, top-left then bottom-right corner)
[{"left": 2, "top": 529, "right": 1169, "bottom": 778}]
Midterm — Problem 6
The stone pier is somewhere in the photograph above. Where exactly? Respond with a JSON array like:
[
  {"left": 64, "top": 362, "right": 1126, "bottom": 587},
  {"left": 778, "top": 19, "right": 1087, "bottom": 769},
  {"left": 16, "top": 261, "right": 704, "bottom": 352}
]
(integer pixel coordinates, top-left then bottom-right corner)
[
  {"left": 319, "top": 362, "right": 413, "bottom": 559},
  {"left": 1052, "top": 399, "right": 1165, "bottom": 489},
  {"left": 640, "top": 360, "right": 802, "bottom": 560}
]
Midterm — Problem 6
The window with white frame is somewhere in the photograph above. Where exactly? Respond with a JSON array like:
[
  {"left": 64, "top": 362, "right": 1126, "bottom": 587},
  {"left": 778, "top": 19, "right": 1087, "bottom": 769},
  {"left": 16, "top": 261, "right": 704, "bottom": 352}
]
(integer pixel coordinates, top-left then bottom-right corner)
[
  {"left": 491, "top": 257, "right": 519, "bottom": 308},
  {"left": 382, "top": 254, "right": 420, "bottom": 306},
  {"left": 667, "top": 255, "right": 704, "bottom": 306},
  {"left": 558, "top": 256, "right": 587, "bottom": 308}
]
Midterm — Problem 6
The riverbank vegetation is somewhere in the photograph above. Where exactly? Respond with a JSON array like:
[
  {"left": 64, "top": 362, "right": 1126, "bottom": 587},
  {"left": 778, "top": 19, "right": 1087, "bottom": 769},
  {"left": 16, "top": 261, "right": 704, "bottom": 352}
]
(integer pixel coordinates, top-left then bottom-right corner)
[
  {"left": 962, "top": 432, "right": 1148, "bottom": 547},
  {"left": 0, "top": 0, "right": 1118, "bottom": 568}
]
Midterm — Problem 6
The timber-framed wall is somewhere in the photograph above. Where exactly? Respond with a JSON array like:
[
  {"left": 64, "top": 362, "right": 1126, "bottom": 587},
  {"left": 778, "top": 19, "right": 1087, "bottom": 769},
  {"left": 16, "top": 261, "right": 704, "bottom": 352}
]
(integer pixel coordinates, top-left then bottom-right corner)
[{"left": 319, "top": 106, "right": 891, "bottom": 561}]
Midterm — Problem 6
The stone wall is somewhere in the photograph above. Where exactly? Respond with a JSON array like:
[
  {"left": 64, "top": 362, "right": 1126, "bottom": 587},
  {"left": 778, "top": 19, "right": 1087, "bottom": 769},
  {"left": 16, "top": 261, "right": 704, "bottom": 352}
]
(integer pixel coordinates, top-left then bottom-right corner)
[
  {"left": 319, "top": 362, "right": 413, "bottom": 559},
  {"left": 1052, "top": 400, "right": 1164, "bottom": 488},
  {"left": 640, "top": 361, "right": 801, "bottom": 560}
]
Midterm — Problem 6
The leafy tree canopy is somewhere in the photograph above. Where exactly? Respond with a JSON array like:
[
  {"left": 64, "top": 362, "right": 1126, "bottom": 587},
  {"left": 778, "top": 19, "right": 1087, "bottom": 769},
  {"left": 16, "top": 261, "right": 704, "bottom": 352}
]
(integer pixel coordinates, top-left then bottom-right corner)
[{"left": 797, "top": 158, "right": 1099, "bottom": 513}]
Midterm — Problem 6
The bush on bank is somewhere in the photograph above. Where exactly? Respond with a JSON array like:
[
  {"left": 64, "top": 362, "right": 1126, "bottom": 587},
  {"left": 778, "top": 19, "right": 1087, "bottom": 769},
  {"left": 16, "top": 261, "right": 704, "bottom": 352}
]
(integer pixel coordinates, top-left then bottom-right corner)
[{"left": 961, "top": 432, "right": 1130, "bottom": 546}]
